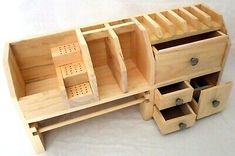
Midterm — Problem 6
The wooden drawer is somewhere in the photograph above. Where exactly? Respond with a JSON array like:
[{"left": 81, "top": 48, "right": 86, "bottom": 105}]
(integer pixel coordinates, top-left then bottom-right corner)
[
  {"left": 154, "top": 31, "right": 228, "bottom": 86},
  {"left": 190, "top": 75, "right": 232, "bottom": 119},
  {"left": 155, "top": 81, "right": 193, "bottom": 110},
  {"left": 153, "top": 104, "right": 196, "bottom": 134}
]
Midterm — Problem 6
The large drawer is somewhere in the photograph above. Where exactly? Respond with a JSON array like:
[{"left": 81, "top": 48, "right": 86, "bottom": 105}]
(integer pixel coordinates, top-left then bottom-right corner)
[
  {"left": 153, "top": 104, "right": 196, "bottom": 134},
  {"left": 189, "top": 74, "right": 233, "bottom": 119},
  {"left": 153, "top": 31, "right": 228, "bottom": 86}
]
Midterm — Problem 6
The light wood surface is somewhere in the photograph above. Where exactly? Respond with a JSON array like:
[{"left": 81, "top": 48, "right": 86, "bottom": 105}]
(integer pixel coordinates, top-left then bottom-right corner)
[
  {"left": 3, "top": 3, "right": 233, "bottom": 153},
  {"left": 153, "top": 104, "right": 196, "bottom": 134}
]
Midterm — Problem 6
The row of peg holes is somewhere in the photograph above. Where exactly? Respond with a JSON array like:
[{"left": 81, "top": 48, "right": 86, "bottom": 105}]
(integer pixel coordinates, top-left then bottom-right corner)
[
  {"left": 64, "top": 63, "right": 84, "bottom": 76},
  {"left": 59, "top": 43, "right": 77, "bottom": 55},
  {"left": 69, "top": 84, "right": 89, "bottom": 97}
]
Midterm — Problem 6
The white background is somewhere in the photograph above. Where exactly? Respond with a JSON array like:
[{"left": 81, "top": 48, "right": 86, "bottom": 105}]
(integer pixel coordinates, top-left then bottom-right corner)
[{"left": 0, "top": 0, "right": 234, "bottom": 156}]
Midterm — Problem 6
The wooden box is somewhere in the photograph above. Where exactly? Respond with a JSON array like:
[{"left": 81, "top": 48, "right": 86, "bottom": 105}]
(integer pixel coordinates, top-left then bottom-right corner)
[{"left": 4, "top": 3, "right": 232, "bottom": 153}]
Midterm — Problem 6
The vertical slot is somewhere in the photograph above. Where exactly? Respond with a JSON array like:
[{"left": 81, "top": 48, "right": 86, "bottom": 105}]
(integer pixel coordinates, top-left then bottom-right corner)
[
  {"left": 185, "top": 6, "right": 212, "bottom": 27},
  {"left": 143, "top": 15, "right": 163, "bottom": 38},
  {"left": 136, "top": 15, "right": 163, "bottom": 39},
  {"left": 162, "top": 10, "right": 188, "bottom": 33},
  {"left": 196, "top": 4, "right": 224, "bottom": 28},
  {"left": 149, "top": 12, "right": 176, "bottom": 37},
  {"left": 174, "top": 8, "right": 200, "bottom": 30}
]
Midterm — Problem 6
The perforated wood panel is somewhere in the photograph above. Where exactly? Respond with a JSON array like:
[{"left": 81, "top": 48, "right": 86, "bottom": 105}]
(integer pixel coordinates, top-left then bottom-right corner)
[
  {"left": 52, "top": 42, "right": 80, "bottom": 57},
  {"left": 51, "top": 42, "right": 82, "bottom": 67},
  {"left": 61, "top": 62, "right": 86, "bottom": 78},
  {"left": 66, "top": 82, "right": 92, "bottom": 99}
]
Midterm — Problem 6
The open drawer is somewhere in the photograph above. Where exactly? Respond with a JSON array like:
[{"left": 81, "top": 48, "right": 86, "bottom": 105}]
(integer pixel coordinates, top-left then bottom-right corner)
[
  {"left": 189, "top": 73, "right": 233, "bottom": 119},
  {"left": 155, "top": 81, "right": 193, "bottom": 110},
  {"left": 153, "top": 104, "right": 196, "bottom": 134},
  {"left": 153, "top": 31, "right": 228, "bottom": 86}
]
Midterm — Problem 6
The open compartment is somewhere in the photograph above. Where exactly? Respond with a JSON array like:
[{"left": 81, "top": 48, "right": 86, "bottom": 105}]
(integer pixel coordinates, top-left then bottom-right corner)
[
  {"left": 189, "top": 72, "right": 232, "bottom": 119},
  {"left": 82, "top": 28, "right": 128, "bottom": 99},
  {"left": 153, "top": 31, "right": 228, "bottom": 86},
  {"left": 113, "top": 22, "right": 155, "bottom": 91},
  {"left": 153, "top": 104, "right": 196, "bottom": 134},
  {"left": 8, "top": 30, "right": 80, "bottom": 100},
  {"left": 5, "top": 31, "right": 86, "bottom": 124},
  {"left": 155, "top": 81, "right": 193, "bottom": 110}
]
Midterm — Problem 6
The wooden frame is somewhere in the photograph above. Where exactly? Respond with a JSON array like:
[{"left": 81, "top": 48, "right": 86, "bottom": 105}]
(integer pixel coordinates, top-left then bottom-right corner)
[{"left": 4, "top": 3, "right": 232, "bottom": 152}]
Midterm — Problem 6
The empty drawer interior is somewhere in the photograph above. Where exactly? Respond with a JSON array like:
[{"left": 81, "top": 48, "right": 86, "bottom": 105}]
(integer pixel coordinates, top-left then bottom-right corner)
[
  {"left": 190, "top": 72, "right": 219, "bottom": 102},
  {"left": 154, "top": 31, "right": 225, "bottom": 50},
  {"left": 160, "top": 104, "right": 191, "bottom": 120},
  {"left": 158, "top": 81, "right": 189, "bottom": 94}
]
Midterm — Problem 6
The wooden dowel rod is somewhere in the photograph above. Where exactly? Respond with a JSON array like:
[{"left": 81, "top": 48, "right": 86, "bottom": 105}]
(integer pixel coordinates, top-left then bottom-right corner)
[{"left": 38, "top": 98, "right": 145, "bottom": 133}]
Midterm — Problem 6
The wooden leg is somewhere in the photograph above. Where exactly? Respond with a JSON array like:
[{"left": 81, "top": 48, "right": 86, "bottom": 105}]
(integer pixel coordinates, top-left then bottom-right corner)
[
  {"left": 139, "top": 90, "right": 154, "bottom": 120},
  {"left": 29, "top": 123, "right": 45, "bottom": 153}
]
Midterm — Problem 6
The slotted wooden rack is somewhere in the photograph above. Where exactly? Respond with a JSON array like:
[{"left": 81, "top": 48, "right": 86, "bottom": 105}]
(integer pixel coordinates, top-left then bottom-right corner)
[{"left": 4, "top": 3, "right": 232, "bottom": 153}]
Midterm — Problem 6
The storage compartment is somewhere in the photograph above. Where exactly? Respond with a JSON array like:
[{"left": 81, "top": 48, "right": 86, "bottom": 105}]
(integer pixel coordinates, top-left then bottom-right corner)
[
  {"left": 189, "top": 73, "right": 232, "bottom": 119},
  {"left": 113, "top": 23, "right": 155, "bottom": 90},
  {"left": 153, "top": 31, "right": 228, "bottom": 86},
  {"left": 83, "top": 29, "right": 128, "bottom": 99},
  {"left": 153, "top": 104, "right": 196, "bottom": 134},
  {"left": 155, "top": 81, "right": 193, "bottom": 110},
  {"left": 9, "top": 30, "right": 79, "bottom": 99}
]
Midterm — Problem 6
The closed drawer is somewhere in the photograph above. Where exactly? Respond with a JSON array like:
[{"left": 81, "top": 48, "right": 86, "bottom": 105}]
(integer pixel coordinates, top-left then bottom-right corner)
[
  {"left": 153, "top": 31, "right": 228, "bottom": 86},
  {"left": 155, "top": 81, "right": 193, "bottom": 110},
  {"left": 189, "top": 75, "right": 232, "bottom": 119},
  {"left": 153, "top": 104, "right": 196, "bottom": 134}
]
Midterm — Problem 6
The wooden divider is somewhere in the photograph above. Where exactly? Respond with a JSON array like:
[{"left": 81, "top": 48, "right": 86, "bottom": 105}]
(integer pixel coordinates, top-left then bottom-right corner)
[
  {"left": 80, "top": 27, "right": 128, "bottom": 99},
  {"left": 75, "top": 29, "right": 99, "bottom": 100},
  {"left": 106, "top": 29, "right": 128, "bottom": 92}
]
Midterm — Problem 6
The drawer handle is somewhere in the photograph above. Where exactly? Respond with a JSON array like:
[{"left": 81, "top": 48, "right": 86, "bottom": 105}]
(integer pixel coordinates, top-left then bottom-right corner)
[
  {"left": 179, "top": 122, "right": 187, "bottom": 130},
  {"left": 190, "top": 57, "right": 199, "bottom": 66},
  {"left": 176, "top": 98, "right": 184, "bottom": 106},
  {"left": 212, "top": 100, "right": 220, "bottom": 107}
]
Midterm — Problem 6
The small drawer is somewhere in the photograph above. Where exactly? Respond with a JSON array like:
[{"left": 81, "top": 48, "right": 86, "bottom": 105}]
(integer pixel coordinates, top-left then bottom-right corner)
[
  {"left": 155, "top": 81, "right": 193, "bottom": 110},
  {"left": 189, "top": 75, "right": 233, "bottom": 119},
  {"left": 153, "top": 104, "right": 196, "bottom": 134},
  {"left": 153, "top": 31, "right": 228, "bottom": 86}
]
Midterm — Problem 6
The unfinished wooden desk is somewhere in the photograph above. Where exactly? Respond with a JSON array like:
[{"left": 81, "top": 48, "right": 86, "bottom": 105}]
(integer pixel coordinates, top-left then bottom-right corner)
[{"left": 4, "top": 3, "right": 233, "bottom": 153}]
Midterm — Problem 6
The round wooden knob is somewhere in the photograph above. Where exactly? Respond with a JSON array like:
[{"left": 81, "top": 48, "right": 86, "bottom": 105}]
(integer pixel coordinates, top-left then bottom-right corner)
[
  {"left": 190, "top": 57, "right": 199, "bottom": 66},
  {"left": 179, "top": 122, "right": 187, "bottom": 130},
  {"left": 176, "top": 98, "right": 184, "bottom": 106},
  {"left": 212, "top": 100, "right": 220, "bottom": 107}
]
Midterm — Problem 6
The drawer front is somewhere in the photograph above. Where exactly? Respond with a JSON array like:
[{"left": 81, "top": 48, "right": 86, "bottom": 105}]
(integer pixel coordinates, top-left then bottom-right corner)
[
  {"left": 155, "top": 35, "right": 228, "bottom": 85},
  {"left": 197, "top": 81, "right": 232, "bottom": 119},
  {"left": 155, "top": 81, "right": 193, "bottom": 110},
  {"left": 153, "top": 104, "right": 196, "bottom": 134}
]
